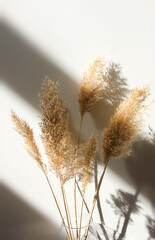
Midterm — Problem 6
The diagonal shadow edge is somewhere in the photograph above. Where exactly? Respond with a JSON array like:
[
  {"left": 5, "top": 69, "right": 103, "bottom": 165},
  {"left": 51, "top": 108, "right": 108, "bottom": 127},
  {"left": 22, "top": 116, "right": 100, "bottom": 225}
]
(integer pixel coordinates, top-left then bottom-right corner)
[
  {"left": 0, "top": 182, "right": 62, "bottom": 240},
  {"left": 0, "top": 19, "right": 154, "bottom": 217}
]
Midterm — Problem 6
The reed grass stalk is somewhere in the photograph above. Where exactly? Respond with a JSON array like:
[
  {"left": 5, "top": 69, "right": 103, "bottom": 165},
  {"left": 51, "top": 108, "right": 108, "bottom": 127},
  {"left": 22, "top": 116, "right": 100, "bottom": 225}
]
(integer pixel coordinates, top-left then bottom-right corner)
[
  {"left": 74, "top": 173, "right": 79, "bottom": 239},
  {"left": 61, "top": 183, "right": 74, "bottom": 240},
  {"left": 83, "top": 161, "right": 109, "bottom": 240},
  {"left": 43, "top": 170, "right": 69, "bottom": 238},
  {"left": 76, "top": 179, "right": 89, "bottom": 214},
  {"left": 74, "top": 115, "right": 83, "bottom": 239},
  {"left": 11, "top": 56, "right": 151, "bottom": 240},
  {"left": 78, "top": 192, "right": 85, "bottom": 239}
]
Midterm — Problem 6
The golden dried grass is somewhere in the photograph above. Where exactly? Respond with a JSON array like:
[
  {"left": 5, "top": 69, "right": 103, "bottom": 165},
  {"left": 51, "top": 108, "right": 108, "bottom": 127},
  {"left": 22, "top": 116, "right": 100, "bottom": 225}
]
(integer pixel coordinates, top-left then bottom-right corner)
[
  {"left": 82, "top": 135, "right": 98, "bottom": 193},
  {"left": 78, "top": 56, "right": 108, "bottom": 116},
  {"left": 11, "top": 111, "right": 43, "bottom": 169},
  {"left": 102, "top": 86, "right": 150, "bottom": 164},
  {"left": 39, "top": 77, "right": 74, "bottom": 181}
]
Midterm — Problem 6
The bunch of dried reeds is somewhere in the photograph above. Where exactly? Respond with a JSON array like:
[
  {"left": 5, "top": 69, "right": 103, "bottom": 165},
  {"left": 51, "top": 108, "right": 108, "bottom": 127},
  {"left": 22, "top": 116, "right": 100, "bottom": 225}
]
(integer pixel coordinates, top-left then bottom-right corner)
[{"left": 11, "top": 56, "right": 151, "bottom": 240}]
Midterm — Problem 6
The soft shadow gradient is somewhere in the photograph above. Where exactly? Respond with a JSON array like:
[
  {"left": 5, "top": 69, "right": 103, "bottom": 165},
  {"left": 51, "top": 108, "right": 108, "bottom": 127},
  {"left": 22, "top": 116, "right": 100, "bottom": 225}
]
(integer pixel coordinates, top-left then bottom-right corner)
[
  {"left": 0, "top": 20, "right": 79, "bottom": 139},
  {"left": 91, "top": 62, "right": 128, "bottom": 130},
  {"left": 125, "top": 128, "right": 155, "bottom": 207},
  {"left": 1, "top": 19, "right": 154, "bottom": 239},
  {"left": 0, "top": 183, "right": 62, "bottom": 240},
  {"left": 145, "top": 215, "right": 155, "bottom": 240}
]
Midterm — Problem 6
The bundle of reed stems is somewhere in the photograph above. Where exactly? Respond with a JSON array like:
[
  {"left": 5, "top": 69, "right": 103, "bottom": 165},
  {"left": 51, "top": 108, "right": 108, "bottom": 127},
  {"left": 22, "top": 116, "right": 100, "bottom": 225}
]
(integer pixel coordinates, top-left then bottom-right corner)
[{"left": 11, "top": 56, "right": 151, "bottom": 240}]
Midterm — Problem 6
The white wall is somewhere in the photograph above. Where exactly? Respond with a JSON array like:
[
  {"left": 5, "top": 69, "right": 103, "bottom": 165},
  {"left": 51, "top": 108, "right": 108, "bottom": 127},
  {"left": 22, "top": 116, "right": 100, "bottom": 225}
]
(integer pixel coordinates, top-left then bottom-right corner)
[{"left": 0, "top": 1, "right": 155, "bottom": 239}]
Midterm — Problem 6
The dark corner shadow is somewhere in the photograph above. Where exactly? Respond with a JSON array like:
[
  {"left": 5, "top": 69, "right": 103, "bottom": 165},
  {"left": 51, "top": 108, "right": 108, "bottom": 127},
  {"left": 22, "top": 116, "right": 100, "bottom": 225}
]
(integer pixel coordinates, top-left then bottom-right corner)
[
  {"left": 0, "top": 183, "right": 62, "bottom": 240},
  {"left": 145, "top": 215, "right": 155, "bottom": 240},
  {"left": 0, "top": 19, "right": 79, "bottom": 138},
  {"left": 106, "top": 189, "right": 142, "bottom": 240}
]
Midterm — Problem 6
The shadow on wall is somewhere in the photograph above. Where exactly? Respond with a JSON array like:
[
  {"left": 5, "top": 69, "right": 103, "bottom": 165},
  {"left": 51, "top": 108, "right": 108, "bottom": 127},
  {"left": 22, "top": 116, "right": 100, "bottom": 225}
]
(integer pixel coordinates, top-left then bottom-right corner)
[
  {"left": 0, "top": 19, "right": 79, "bottom": 139},
  {"left": 0, "top": 183, "right": 62, "bottom": 240},
  {"left": 125, "top": 127, "right": 155, "bottom": 208},
  {"left": 106, "top": 189, "right": 142, "bottom": 240},
  {"left": 0, "top": 20, "right": 78, "bottom": 111},
  {"left": 96, "top": 128, "right": 155, "bottom": 239},
  {"left": 108, "top": 127, "right": 155, "bottom": 206},
  {"left": 105, "top": 188, "right": 155, "bottom": 240},
  {"left": 145, "top": 215, "right": 155, "bottom": 240},
  {"left": 0, "top": 19, "right": 128, "bottom": 137},
  {"left": 91, "top": 62, "right": 128, "bottom": 131},
  {"left": 1, "top": 19, "right": 154, "bottom": 239}
]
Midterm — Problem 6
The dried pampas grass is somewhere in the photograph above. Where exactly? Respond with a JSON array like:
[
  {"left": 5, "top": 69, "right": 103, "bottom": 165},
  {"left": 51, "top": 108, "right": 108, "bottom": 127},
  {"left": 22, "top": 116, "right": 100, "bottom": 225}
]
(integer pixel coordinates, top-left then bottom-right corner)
[
  {"left": 83, "top": 85, "right": 151, "bottom": 239},
  {"left": 11, "top": 110, "right": 43, "bottom": 169},
  {"left": 40, "top": 77, "right": 74, "bottom": 180},
  {"left": 78, "top": 56, "right": 108, "bottom": 116},
  {"left": 11, "top": 55, "right": 152, "bottom": 240},
  {"left": 82, "top": 135, "right": 98, "bottom": 193},
  {"left": 102, "top": 86, "right": 150, "bottom": 164}
]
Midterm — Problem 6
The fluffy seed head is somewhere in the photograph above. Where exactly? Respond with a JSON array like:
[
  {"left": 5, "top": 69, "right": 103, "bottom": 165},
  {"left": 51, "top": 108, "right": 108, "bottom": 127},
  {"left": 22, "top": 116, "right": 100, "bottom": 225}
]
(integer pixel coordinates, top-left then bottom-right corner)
[
  {"left": 62, "top": 136, "right": 97, "bottom": 185},
  {"left": 40, "top": 78, "right": 73, "bottom": 180},
  {"left": 78, "top": 56, "right": 108, "bottom": 116},
  {"left": 11, "top": 111, "right": 43, "bottom": 169},
  {"left": 102, "top": 86, "right": 150, "bottom": 164},
  {"left": 82, "top": 135, "right": 98, "bottom": 193}
]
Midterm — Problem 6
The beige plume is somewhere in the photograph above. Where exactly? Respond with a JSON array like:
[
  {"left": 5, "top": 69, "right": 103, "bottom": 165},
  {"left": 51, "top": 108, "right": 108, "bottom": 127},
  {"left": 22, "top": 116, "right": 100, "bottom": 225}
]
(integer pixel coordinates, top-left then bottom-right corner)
[
  {"left": 39, "top": 77, "right": 74, "bottom": 180},
  {"left": 81, "top": 135, "right": 98, "bottom": 193},
  {"left": 78, "top": 56, "right": 108, "bottom": 116},
  {"left": 11, "top": 111, "right": 43, "bottom": 169},
  {"left": 102, "top": 85, "right": 151, "bottom": 164}
]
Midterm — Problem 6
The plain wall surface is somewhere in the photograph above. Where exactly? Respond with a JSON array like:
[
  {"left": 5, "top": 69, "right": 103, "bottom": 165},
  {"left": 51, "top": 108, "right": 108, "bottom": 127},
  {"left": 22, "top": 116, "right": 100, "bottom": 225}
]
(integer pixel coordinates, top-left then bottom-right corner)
[{"left": 0, "top": 1, "right": 155, "bottom": 239}]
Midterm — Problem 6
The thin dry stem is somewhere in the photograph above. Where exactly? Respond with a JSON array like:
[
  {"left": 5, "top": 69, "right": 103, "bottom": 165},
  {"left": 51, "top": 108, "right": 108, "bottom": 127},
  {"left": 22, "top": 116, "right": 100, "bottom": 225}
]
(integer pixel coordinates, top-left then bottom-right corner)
[
  {"left": 74, "top": 174, "right": 79, "bottom": 240},
  {"left": 11, "top": 111, "right": 68, "bottom": 237},
  {"left": 63, "top": 185, "right": 75, "bottom": 240},
  {"left": 61, "top": 183, "right": 74, "bottom": 240},
  {"left": 79, "top": 134, "right": 97, "bottom": 239},
  {"left": 74, "top": 115, "right": 83, "bottom": 239},
  {"left": 79, "top": 192, "right": 85, "bottom": 239},
  {"left": 76, "top": 179, "right": 89, "bottom": 214},
  {"left": 83, "top": 161, "right": 109, "bottom": 240},
  {"left": 77, "top": 115, "right": 83, "bottom": 145},
  {"left": 43, "top": 169, "right": 69, "bottom": 238}
]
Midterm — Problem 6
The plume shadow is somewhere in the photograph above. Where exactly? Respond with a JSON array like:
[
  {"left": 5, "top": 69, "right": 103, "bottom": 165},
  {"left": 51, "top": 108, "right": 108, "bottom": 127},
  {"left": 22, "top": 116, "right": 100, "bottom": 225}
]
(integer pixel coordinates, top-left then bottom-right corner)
[
  {"left": 125, "top": 128, "right": 155, "bottom": 207},
  {"left": 106, "top": 189, "right": 142, "bottom": 240},
  {"left": 90, "top": 62, "right": 128, "bottom": 131},
  {"left": 1, "top": 19, "right": 154, "bottom": 239},
  {"left": 94, "top": 154, "right": 111, "bottom": 240},
  {"left": 92, "top": 63, "right": 128, "bottom": 233},
  {"left": 109, "top": 128, "right": 155, "bottom": 239},
  {"left": 0, "top": 19, "right": 129, "bottom": 155},
  {"left": 0, "top": 19, "right": 79, "bottom": 139},
  {"left": 0, "top": 183, "right": 62, "bottom": 240},
  {"left": 145, "top": 215, "right": 155, "bottom": 240},
  {"left": 108, "top": 127, "right": 155, "bottom": 206},
  {"left": 94, "top": 128, "right": 155, "bottom": 240}
]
